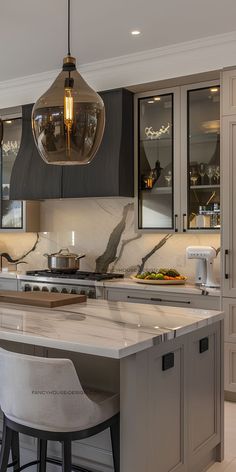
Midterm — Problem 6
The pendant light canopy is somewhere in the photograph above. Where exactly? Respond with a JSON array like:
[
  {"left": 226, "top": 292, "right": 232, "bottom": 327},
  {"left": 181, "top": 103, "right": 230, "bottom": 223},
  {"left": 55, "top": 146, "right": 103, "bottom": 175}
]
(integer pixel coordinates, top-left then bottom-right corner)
[{"left": 32, "top": 0, "right": 105, "bottom": 165}]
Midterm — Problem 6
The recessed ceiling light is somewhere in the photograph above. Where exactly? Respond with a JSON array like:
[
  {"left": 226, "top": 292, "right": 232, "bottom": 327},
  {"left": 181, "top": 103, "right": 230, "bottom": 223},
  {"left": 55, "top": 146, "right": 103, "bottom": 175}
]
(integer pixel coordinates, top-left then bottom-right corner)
[
  {"left": 154, "top": 97, "right": 161, "bottom": 101},
  {"left": 148, "top": 100, "right": 154, "bottom": 104},
  {"left": 5, "top": 120, "right": 12, "bottom": 124},
  {"left": 210, "top": 88, "right": 218, "bottom": 93},
  {"left": 131, "top": 30, "right": 141, "bottom": 36}
]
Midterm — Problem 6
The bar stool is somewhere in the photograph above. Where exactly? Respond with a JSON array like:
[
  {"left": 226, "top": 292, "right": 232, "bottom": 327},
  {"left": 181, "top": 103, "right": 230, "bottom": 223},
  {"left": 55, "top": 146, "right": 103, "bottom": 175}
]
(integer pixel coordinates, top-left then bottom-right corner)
[{"left": 0, "top": 348, "right": 120, "bottom": 472}]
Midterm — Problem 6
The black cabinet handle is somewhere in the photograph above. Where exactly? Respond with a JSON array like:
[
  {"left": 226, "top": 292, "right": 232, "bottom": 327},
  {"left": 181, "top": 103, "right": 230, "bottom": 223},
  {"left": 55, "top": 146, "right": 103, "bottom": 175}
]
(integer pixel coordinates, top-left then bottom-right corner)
[
  {"left": 127, "top": 296, "right": 152, "bottom": 302},
  {"left": 225, "top": 249, "right": 229, "bottom": 279},
  {"left": 183, "top": 213, "right": 187, "bottom": 232},
  {"left": 162, "top": 352, "right": 174, "bottom": 371},
  {"left": 174, "top": 214, "right": 178, "bottom": 232},
  {"left": 199, "top": 337, "right": 209, "bottom": 353}
]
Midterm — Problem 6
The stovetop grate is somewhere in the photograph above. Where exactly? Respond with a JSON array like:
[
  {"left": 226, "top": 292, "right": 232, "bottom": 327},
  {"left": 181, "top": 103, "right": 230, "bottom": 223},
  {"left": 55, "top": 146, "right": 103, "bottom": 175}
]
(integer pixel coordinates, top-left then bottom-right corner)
[{"left": 25, "top": 270, "right": 124, "bottom": 281}]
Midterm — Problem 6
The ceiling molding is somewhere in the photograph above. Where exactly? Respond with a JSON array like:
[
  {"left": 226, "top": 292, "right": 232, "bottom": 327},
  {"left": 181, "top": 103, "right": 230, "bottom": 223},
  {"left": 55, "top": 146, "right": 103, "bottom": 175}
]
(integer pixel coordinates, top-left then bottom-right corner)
[{"left": 0, "top": 31, "right": 236, "bottom": 108}]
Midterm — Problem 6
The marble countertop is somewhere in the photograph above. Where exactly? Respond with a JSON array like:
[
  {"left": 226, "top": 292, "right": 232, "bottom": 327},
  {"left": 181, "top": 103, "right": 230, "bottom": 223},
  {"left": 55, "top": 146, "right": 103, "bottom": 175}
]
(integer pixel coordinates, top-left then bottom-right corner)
[
  {"left": 102, "top": 278, "right": 221, "bottom": 296},
  {"left": 0, "top": 272, "right": 221, "bottom": 296},
  {"left": 0, "top": 299, "right": 223, "bottom": 359}
]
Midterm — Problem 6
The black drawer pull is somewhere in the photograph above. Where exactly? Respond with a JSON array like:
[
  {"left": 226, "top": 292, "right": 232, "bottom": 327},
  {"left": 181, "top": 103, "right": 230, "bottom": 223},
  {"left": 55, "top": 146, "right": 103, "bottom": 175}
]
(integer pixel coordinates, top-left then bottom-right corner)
[
  {"left": 199, "top": 337, "right": 209, "bottom": 353},
  {"left": 127, "top": 296, "right": 152, "bottom": 301},
  {"left": 162, "top": 352, "right": 174, "bottom": 371}
]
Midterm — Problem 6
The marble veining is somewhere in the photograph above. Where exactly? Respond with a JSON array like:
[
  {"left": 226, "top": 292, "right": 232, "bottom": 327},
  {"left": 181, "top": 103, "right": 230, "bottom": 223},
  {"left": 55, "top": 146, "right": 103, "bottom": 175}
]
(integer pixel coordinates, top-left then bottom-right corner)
[
  {"left": 0, "top": 300, "right": 223, "bottom": 358},
  {"left": 0, "top": 198, "right": 221, "bottom": 283}
]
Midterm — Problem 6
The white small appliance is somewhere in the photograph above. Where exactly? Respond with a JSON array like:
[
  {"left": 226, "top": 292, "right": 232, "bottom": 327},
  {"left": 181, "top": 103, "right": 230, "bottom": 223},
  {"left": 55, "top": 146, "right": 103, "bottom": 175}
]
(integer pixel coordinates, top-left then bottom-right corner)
[{"left": 186, "top": 246, "right": 219, "bottom": 288}]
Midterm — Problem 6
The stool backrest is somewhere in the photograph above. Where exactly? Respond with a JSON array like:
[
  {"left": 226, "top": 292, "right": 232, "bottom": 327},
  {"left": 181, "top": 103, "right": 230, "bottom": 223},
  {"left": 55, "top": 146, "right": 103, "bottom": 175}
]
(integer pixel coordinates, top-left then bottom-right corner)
[{"left": 0, "top": 348, "right": 97, "bottom": 432}]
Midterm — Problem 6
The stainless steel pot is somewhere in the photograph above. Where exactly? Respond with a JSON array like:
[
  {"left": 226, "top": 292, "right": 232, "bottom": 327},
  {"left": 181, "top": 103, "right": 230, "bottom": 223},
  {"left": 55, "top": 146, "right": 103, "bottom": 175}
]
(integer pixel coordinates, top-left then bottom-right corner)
[{"left": 43, "top": 248, "right": 85, "bottom": 272}]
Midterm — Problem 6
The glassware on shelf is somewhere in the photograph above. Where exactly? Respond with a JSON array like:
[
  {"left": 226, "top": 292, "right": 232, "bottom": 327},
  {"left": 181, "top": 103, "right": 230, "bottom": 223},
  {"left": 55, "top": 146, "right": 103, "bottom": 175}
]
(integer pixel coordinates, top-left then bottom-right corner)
[
  {"left": 199, "top": 163, "right": 206, "bottom": 185},
  {"left": 214, "top": 165, "right": 220, "bottom": 184},
  {"left": 190, "top": 166, "right": 199, "bottom": 186},
  {"left": 164, "top": 170, "right": 172, "bottom": 187},
  {"left": 206, "top": 165, "right": 216, "bottom": 185}
]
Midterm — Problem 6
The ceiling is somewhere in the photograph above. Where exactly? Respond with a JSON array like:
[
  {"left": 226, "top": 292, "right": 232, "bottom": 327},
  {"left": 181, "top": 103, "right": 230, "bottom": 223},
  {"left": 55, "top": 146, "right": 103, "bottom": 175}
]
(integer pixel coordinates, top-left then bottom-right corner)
[{"left": 1, "top": 0, "right": 236, "bottom": 82}]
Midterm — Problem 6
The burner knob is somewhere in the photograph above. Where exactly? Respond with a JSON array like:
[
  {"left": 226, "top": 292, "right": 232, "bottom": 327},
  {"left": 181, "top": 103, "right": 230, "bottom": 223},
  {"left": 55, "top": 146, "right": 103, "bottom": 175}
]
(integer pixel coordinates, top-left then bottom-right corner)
[
  {"left": 70, "top": 288, "right": 77, "bottom": 294},
  {"left": 51, "top": 287, "right": 58, "bottom": 293},
  {"left": 88, "top": 290, "right": 96, "bottom": 299},
  {"left": 33, "top": 286, "right": 40, "bottom": 291},
  {"left": 61, "top": 288, "right": 68, "bottom": 294},
  {"left": 24, "top": 284, "right": 31, "bottom": 292},
  {"left": 42, "top": 286, "right": 49, "bottom": 292}
]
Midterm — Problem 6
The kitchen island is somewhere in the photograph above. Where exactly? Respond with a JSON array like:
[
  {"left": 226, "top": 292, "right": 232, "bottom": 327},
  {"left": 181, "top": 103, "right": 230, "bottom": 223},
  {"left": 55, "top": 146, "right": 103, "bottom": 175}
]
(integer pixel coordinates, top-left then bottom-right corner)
[{"left": 0, "top": 300, "right": 224, "bottom": 472}]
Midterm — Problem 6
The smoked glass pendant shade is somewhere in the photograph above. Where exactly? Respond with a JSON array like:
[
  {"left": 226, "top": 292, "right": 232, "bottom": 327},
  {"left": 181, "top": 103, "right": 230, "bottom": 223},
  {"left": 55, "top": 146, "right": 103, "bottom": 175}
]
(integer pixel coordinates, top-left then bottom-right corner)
[{"left": 32, "top": 56, "right": 105, "bottom": 165}]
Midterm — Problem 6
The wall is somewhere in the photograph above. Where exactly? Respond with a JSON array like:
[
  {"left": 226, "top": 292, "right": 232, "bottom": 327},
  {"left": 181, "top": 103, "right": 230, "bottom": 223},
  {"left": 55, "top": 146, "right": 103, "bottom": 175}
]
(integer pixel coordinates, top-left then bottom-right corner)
[{"left": 0, "top": 198, "right": 220, "bottom": 284}]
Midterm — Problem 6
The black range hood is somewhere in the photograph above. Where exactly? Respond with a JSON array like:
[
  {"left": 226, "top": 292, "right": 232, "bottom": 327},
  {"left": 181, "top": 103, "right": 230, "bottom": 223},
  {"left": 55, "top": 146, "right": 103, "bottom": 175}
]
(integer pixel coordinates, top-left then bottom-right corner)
[{"left": 10, "top": 88, "right": 134, "bottom": 200}]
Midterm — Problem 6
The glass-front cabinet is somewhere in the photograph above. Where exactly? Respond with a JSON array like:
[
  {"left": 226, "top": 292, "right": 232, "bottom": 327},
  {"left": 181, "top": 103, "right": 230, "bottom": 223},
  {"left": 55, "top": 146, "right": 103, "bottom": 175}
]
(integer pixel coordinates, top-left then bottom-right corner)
[
  {"left": 1, "top": 116, "right": 23, "bottom": 229},
  {"left": 136, "top": 80, "right": 220, "bottom": 232},
  {"left": 0, "top": 107, "right": 39, "bottom": 232}
]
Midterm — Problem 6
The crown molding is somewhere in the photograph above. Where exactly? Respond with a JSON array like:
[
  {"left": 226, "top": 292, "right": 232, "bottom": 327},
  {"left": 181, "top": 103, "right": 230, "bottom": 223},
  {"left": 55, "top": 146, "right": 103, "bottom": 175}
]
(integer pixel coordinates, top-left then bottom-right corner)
[{"left": 0, "top": 31, "right": 236, "bottom": 107}]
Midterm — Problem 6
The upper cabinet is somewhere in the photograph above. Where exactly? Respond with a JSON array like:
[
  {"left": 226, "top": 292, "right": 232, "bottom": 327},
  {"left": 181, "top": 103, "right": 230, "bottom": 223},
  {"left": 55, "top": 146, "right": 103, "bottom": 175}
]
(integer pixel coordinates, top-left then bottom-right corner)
[
  {"left": 135, "top": 80, "right": 220, "bottom": 233},
  {"left": 0, "top": 107, "right": 39, "bottom": 232},
  {"left": 10, "top": 88, "right": 134, "bottom": 200}
]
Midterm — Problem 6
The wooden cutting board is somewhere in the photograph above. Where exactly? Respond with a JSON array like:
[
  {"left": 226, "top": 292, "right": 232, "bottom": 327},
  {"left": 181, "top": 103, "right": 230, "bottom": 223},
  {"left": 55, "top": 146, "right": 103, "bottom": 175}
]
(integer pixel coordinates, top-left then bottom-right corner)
[{"left": 0, "top": 290, "right": 87, "bottom": 308}]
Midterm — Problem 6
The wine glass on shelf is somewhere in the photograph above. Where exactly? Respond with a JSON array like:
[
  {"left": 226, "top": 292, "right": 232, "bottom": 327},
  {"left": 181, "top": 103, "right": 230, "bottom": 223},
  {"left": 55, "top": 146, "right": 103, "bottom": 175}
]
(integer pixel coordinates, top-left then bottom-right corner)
[
  {"left": 199, "top": 163, "right": 206, "bottom": 185},
  {"left": 164, "top": 170, "right": 172, "bottom": 187},
  {"left": 206, "top": 165, "right": 216, "bottom": 185},
  {"left": 214, "top": 165, "right": 220, "bottom": 184},
  {"left": 190, "top": 166, "right": 199, "bottom": 186}
]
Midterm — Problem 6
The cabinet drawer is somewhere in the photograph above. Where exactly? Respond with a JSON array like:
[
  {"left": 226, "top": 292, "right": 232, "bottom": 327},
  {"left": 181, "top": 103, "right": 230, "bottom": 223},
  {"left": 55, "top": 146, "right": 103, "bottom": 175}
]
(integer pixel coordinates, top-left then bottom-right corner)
[
  {"left": 0, "top": 279, "right": 17, "bottom": 291},
  {"left": 106, "top": 288, "right": 220, "bottom": 310}
]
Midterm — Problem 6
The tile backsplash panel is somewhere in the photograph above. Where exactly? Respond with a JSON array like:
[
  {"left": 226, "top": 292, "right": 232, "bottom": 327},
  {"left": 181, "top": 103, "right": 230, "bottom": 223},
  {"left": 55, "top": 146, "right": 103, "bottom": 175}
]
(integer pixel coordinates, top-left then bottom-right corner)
[{"left": 0, "top": 198, "right": 220, "bottom": 283}]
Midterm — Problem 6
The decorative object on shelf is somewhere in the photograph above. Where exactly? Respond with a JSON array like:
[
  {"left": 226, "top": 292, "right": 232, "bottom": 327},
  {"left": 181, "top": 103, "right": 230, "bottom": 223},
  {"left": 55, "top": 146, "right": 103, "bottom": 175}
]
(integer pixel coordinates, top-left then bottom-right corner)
[
  {"left": 32, "top": 0, "right": 105, "bottom": 165},
  {"left": 2, "top": 140, "right": 19, "bottom": 156},
  {"left": 145, "top": 123, "right": 170, "bottom": 140},
  {"left": 206, "top": 165, "right": 216, "bottom": 185},
  {"left": 141, "top": 160, "right": 163, "bottom": 190}
]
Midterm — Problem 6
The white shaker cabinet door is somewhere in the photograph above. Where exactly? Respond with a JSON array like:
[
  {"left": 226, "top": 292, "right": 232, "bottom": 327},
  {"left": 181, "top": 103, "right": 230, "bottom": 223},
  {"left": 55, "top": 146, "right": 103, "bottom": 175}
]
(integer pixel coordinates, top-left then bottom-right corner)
[{"left": 221, "top": 116, "right": 236, "bottom": 297}]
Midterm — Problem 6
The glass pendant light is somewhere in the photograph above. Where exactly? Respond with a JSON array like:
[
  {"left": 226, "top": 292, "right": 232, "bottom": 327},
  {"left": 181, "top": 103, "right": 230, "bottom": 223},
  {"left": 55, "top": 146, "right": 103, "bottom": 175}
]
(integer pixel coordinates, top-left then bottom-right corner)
[{"left": 32, "top": 0, "right": 105, "bottom": 165}]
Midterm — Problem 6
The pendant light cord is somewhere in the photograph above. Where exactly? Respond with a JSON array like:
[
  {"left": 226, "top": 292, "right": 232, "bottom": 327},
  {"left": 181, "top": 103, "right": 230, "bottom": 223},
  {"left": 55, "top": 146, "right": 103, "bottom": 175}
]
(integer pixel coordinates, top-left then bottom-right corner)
[{"left": 68, "top": 0, "right": 71, "bottom": 56}]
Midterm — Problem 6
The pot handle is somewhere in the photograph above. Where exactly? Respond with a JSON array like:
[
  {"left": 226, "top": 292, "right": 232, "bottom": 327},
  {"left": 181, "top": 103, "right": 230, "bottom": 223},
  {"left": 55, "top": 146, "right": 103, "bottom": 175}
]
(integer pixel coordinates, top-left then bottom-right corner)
[
  {"left": 76, "top": 254, "right": 86, "bottom": 260},
  {"left": 58, "top": 248, "right": 70, "bottom": 254}
]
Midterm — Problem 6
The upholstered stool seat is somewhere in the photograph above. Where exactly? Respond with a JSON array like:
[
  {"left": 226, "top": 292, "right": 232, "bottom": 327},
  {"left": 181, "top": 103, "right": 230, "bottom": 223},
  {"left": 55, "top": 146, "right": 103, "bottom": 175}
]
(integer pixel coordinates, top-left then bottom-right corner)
[{"left": 0, "top": 348, "right": 120, "bottom": 472}]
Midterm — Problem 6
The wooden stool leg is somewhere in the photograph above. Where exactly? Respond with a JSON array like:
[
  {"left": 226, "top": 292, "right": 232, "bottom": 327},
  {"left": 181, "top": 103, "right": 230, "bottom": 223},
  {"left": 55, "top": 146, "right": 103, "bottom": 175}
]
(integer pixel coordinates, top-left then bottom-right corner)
[
  {"left": 110, "top": 417, "right": 120, "bottom": 472},
  {"left": 62, "top": 441, "right": 71, "bottom": 472},
  {"left": 37, "top": 439, "right": 47, "bottom": 472},
  {"left": 0, "top": 418, "right": 12, "bottom": 472},
  {"left": 11, "top": 431, "right": 20, "bottom": 472}
]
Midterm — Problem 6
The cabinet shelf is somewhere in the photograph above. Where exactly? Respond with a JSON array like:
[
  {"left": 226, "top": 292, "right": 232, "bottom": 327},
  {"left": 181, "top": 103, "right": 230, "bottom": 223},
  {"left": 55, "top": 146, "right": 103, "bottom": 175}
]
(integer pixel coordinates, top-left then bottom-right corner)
[{"left": 190, "top": 184, "right": 220, "bottom": 190}]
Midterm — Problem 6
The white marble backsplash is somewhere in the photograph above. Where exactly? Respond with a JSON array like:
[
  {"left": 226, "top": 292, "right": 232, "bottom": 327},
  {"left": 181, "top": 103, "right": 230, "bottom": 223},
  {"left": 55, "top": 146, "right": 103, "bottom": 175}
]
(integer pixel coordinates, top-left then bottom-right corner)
[{"left": 0, "top": 198, "right": 221, "bottom": 283}]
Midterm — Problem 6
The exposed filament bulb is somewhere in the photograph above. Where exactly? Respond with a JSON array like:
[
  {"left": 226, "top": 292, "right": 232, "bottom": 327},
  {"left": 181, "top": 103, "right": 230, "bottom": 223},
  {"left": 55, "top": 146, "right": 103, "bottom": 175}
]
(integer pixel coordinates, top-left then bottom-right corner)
[{"left": 64, "top": 77, "right": 74, "bottom": 156}]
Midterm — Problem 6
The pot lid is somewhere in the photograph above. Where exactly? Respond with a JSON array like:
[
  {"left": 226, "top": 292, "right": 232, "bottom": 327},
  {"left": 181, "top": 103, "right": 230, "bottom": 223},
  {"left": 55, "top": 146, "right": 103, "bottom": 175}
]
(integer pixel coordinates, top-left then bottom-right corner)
[{"left": 50, "top": 248, "right": 79, "bottom": 258}]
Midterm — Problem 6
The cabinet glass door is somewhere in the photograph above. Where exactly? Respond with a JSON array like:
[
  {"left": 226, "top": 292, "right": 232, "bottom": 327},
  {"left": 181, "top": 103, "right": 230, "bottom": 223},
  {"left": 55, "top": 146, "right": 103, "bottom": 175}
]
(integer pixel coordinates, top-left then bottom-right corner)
[
  {"left": 138, "top": 93, "right": 174, "bottom": 230},
  {"left": 1, "top": 118, "right": 23, "bottom": 229},
  {"left": 187, "top": 86, "right": 220, "bottom": 230}
]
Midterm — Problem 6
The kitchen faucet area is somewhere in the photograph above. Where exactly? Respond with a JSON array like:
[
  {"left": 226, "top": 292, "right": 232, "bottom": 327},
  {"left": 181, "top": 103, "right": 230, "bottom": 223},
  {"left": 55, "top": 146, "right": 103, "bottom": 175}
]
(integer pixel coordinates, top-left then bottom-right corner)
[{"left": 0, "top": 1, "right": 236, "bottom": 471}]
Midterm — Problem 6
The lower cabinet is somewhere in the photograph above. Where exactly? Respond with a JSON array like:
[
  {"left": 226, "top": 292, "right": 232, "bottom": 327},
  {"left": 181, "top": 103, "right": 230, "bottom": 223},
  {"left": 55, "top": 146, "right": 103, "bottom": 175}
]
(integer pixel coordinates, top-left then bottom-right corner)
[
  {"left": 121, "top": 321, "right": 223, "bottom": 472},
  {"left": 0, "top": 277, "right": 18, "bottom": 291},
  {"left": 223, "top": 298, "right": 236, "bottom": 397},
  {"left": 105, "top": 287, "right": 220, "bottom": 310}
]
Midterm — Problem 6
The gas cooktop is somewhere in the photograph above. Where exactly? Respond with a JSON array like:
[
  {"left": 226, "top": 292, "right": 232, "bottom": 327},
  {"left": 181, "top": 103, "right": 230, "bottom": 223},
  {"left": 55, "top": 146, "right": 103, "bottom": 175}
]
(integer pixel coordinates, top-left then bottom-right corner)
[{"left": 26, "top": 270, "right": 124, "bottom": 282}]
